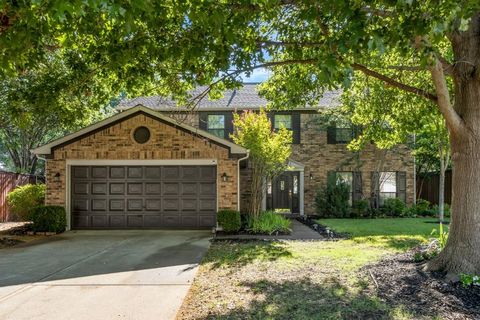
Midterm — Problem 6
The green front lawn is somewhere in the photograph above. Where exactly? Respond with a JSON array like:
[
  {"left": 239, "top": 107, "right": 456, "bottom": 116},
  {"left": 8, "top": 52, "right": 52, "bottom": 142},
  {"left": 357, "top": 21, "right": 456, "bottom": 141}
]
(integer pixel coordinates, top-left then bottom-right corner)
[
  {"left": 319, "top": 218, "right": 446, "bottom": 251},
  {"left": 177, "top": 218, "right": 444, "bottom": 320}
]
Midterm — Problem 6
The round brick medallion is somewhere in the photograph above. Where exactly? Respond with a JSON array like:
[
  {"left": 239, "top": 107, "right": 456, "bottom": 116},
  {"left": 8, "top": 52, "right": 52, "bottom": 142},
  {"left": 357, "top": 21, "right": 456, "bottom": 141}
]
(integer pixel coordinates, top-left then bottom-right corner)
[{"left": 133, "top": 126, "right": 151, "bottom": 144}]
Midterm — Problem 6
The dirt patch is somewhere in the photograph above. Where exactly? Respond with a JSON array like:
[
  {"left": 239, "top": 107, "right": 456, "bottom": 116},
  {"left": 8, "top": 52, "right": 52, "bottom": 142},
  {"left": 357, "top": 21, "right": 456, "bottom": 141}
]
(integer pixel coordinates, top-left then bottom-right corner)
[
  {"left": 364, "top": 252, "right": 480, "bottom": 319},
  {"left": 0, "top": 237, "right": 24, "bottom": 248}
]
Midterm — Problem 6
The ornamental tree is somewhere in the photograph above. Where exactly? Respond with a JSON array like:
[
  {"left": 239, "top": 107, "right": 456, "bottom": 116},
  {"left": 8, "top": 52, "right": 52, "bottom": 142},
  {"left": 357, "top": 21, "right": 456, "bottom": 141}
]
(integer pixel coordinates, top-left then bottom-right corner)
[
  {"left": 2, "top": 0, "right": 480, "bottom": 274},
  {"left": 232, "top": 110, "right": 292, "bottom": 217}
]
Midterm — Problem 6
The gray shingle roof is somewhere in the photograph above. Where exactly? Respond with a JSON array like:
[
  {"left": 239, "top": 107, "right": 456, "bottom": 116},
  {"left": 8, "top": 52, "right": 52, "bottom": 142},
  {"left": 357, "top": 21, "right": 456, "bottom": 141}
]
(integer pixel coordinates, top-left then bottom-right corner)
[{"left": 117, "top": 83, "right": 341, "bottom": 111}]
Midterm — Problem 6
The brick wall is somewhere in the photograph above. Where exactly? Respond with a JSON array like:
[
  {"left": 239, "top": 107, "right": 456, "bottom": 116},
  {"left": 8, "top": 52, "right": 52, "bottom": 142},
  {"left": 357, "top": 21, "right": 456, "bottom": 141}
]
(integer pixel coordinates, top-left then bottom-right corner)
[{"left": 45, "top": 112, "right": 240, "bottom": 211}]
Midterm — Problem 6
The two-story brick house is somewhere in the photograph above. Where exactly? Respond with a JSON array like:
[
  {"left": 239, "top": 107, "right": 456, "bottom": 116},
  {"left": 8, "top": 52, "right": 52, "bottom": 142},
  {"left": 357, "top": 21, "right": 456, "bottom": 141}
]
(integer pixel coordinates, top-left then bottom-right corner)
[{"left": 33, "top": 83, "right": 414, "bottom": 229}]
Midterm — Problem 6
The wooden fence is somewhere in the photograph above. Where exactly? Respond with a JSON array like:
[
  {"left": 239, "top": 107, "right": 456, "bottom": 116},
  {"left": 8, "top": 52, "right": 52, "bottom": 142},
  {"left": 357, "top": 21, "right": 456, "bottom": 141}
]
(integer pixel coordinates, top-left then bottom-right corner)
[
  {"left": 416, "top": 170, "right": 452, "bottom": 205},
  {"left": 0, "top": 171, "right": 44, "bottom": 222}
]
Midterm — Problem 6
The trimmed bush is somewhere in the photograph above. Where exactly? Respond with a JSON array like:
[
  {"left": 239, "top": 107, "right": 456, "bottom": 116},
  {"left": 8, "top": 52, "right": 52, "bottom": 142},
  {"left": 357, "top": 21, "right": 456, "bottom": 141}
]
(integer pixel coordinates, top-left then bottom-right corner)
[
  {"left": 315, "top": 181, "right": 351, "bottom": 218},
  {"left": 406, "top": 199, "right": 431, "bottom": 217},
  {"left": 247, "top": 211, "right": 291, "bottom": 235},
  {"left": 7, "top": 184, "right": 45, "bottom": 221},
  {"left": 381, "top": 198, "right": 406, "bottom": 217},
  {"left": 217, "top": 209, "right": 241, "bottom": 232},
  {"left": 31, "top": 205, "right": 66, "bottom": 233},
  {"left": 351, "top": 199, "right": 370, "bottom": 218}
]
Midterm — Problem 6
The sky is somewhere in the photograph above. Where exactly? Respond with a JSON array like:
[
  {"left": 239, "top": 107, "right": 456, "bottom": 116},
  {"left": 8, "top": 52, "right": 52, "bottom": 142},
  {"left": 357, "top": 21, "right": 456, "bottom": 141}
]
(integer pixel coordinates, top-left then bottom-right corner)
[{"left": 242, "top": 68, "right": 271, "bottom": 83}]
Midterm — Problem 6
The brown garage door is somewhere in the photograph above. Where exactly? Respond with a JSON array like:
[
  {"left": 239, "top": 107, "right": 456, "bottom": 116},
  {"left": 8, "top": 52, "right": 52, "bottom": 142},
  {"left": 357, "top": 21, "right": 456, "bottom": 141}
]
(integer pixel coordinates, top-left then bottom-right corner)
[{"left": 70, "top": 165, "right": 217, "bottom": 229}]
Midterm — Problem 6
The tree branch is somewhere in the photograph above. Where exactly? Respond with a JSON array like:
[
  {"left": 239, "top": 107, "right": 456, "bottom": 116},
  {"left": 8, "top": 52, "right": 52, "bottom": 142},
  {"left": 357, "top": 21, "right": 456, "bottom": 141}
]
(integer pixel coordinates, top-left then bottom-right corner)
[
  {"left": 352, "top": 63, "right": 438, "bottom": 101},
  {"left": 429, "top": 58, "right": 466, "bottom": 135}
]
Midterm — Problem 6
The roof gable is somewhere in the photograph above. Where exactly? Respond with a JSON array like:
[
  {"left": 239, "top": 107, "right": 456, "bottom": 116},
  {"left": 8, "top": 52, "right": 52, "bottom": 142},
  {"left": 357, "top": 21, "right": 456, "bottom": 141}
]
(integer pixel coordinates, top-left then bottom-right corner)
[{"left": 32, "top": 106, "right": 248, "bottom": 156}]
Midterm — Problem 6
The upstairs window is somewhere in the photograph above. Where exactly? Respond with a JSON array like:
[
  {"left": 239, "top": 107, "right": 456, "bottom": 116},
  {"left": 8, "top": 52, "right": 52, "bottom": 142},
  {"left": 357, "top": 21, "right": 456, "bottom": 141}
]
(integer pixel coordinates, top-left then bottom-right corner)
[
  {"left": 207, "top": 114, "right": 225, "bottom": 138},
  {"left": 327, "top": 126, "right": 355, "bottom": 144},
  {"left": 274, "top": 114, "right": 292, "bottom": 130}
]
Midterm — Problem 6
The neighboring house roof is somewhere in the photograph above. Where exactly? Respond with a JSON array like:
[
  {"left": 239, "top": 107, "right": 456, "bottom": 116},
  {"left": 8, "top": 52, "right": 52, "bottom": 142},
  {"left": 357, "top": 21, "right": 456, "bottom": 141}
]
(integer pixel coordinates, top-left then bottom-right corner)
[
  {"left": 117, "top": 83, "right": 342, "bottom": 111},
  {"left": 31, "top": 106, "right": 248, "bottom": 156}
]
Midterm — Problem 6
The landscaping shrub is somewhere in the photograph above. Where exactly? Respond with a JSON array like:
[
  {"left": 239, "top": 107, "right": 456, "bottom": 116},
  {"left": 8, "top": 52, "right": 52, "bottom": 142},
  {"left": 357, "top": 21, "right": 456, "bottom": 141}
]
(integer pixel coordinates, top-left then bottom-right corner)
[
  {"left": 407, "top": 199, "right": 431, "bottom": 217},
  {"left": 381, "top": 198, "right": 406, "bottom": 217},
  {"left": 430, "top": 203, "right": 451, "bottom": 218},
  {"left": 217, "top": 209, "right": 241, "bottom": 232},
  {"left": 7, "top": 184, "right": 45, "bottom": 221},
  {"left": 247, "top": 211, "right": 291, "bottom": 235},
  {"left": 31, "top": 205, "right": 66, "bottom": 233},
  {"left": 351, "top": 199, "right": 370, "bottom": 218},
  {"left": 315, "top": 181, "right": 351, "bottom": 218}
]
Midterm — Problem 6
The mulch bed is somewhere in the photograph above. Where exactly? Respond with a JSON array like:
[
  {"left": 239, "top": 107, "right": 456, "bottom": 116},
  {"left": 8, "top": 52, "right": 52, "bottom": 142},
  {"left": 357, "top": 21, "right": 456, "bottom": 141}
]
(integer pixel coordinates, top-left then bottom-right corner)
[
  {"left": 364, "top": 252, "right": 480, "bottom": 319},
  {"left": 296, "top": 217, "right": 348, "bottom": 239}
]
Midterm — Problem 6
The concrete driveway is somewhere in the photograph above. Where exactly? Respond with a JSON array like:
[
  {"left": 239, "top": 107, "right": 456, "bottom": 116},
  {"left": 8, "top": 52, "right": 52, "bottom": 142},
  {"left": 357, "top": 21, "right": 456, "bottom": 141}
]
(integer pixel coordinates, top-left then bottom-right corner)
[{"left": 0, "top": 230, "right": 211, "bottom": 320}]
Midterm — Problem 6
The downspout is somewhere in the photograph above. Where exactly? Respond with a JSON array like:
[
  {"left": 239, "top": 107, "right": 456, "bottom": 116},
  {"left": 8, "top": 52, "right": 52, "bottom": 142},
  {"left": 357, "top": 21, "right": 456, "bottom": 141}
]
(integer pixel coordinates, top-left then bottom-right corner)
[{"left": 237, "top": 151, "right": 250, "bottom": 212}]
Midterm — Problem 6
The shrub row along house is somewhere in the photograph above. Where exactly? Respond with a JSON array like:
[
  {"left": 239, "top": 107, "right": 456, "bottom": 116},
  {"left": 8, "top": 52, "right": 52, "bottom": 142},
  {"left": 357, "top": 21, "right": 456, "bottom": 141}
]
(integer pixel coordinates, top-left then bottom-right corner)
[{"left": 32, "top": 83, "right": 414, "bottom": 230}]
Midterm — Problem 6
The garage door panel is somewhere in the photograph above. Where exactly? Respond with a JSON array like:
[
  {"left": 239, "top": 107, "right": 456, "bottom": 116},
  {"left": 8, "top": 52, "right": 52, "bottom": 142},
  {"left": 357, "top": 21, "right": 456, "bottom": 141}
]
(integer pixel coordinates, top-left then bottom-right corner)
[
  {"left": 73, "top": 199, "right": 89, "bottom": 211},
  {"left": 109, "top": 199, "right": 125, "bottom": 211},
  {"left": 127, "top": 215, "right": 143, "bottom": 228},
  {"left": 163, "top": 166, "right": 180, "bottom": 180},
  {"left": 181, "top": 183, "right": 197, "bottom": 195},
  {"left": 73, "top": 167, "right": 89, "bottom": 179},
  {"left": 163, "top": 214, "right": 180, "bottom": 227},
  {"left": 199, "top": 183, "right": 216, "bottom": 196},
  {"left": 91, "top": 183, "right": 107, "bottom": 195},
  {"left": 199, "top": 215, "right": 215, "bottom": 227},
  {"left": 181, "top": 167, "right": 199, "bottom": 180},
  {"left": 109, "top": 215, "right": 126, "bottom": 228},
  {"left": 91, "top": 215, "right": 108, "bottom": 227},
  {"left": 163, "top": 198, "right": 179, "bottom": 211},
  {"left": 200, "top": 167, "right": 216, "bottom": 180},
  {"left": 110, "top": 167, "right": 125, "bottom": 179},
  {"left": 199, "top": 199, "right": 216, "bottom": 211},
  {"left": 92, "top": 167, "right": 108, "bottom": 179},
  {"left": 145, "top": 199, "right": 161, "bottom": 211},
  {"left": 71, "top": 165, "right": 217, "bottom": 229},
  {"left": 127, "top": 183, "right": 143, "bottom": 195},
  {"left": 73, "top": 183, "right": 89, "bottom": 195},
  {"left": 72, "top": 214, "right": 89, "bottom": 228},
  {"left": 127, "top": 167, "right": 143, "bottom": 178},
  {"left": 144, "top": 215, "right": 162, "bottom": 227},
  {"left": 163, "top": 183, "right": 179, "bottom": 195},
  {"left": 181, "top": 215, "right": 198, "bottom": 227},
  {"left": 145, "top": 167, "right": 161, "bottom": 179},
  {"left": 181, "top": 198, "right": 197, "bottom": 211},
  {"left": 145, "top": 183, "right": 161, "bottom": 194},
  {"left": 127, "top": 199, "right": 143, "bottom": 211},
  {"left": 109, "top": 183, "right": 125, "bottom": 195},
  {"left": 91, "top": 199, "right": 107, "bottom": 211}
]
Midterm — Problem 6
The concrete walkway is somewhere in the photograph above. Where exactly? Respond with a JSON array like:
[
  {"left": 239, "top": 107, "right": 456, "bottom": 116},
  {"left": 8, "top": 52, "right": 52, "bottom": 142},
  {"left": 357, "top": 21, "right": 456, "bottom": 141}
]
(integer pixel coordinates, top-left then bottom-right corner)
[
  {"left": 0, "top": 230, "right": 211, "bottom": 320},
  {"left": 215, "top": 219, "right": 324, "bottom": 240}
]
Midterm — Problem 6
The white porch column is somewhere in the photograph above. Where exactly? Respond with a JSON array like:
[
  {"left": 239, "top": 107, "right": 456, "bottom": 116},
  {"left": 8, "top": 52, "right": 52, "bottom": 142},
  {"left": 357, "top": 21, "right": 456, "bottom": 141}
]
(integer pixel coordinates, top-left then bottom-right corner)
[{"left": 300, "top": 170, "right": 305, "bottom": 216}]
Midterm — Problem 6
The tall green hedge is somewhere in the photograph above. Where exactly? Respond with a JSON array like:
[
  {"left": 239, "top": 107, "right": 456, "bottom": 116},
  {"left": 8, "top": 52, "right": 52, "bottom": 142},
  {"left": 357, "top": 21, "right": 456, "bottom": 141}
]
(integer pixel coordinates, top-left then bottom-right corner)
[
  {"left": 7, "top": 184, "right": 45, "bottom": 221},
  {"left": 31, "top": 205, "right": 66, "bottom": 233}
]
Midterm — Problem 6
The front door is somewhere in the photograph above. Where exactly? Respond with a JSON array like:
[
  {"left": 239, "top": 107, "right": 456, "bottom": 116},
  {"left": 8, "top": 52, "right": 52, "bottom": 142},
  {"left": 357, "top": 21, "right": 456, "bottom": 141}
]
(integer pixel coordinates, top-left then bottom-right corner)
[{"left": 267, "top": 171, "right": 300, "bottom": 214}]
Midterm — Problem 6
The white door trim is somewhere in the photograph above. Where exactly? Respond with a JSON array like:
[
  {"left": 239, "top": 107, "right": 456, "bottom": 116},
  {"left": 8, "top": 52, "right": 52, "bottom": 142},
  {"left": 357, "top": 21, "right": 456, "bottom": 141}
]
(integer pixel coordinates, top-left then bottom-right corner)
[{"left": 65, "top": 159, "right": 218, "bottom": 230}]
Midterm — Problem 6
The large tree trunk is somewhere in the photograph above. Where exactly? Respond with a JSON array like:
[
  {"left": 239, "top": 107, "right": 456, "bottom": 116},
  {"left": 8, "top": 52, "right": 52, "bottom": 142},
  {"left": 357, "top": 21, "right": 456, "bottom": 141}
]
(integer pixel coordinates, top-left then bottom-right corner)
[{"left": 428, "top": 15, "right": 480, "bottom": 274}]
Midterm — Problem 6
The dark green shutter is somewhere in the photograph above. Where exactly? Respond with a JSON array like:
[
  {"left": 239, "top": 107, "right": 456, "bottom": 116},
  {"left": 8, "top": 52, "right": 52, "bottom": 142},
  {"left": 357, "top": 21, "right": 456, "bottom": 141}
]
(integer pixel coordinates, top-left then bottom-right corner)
[
  {"left": 353, "top": 172, "right": 363, "bottom": 202},
  {"left": 371, "top": 171, "right": 380, "bottom": 207},
  {"left": 225, "top": 112, "right": 234, "bottom": 140},
  {"left": 327, "top": 126, "right": 336, "bottom": 144},
  {"left": 199, "top": 113, "right": 208, "bottom": 131},
  {"left": 267, "top": 112, "right": 274, "bottom": 129},
  {"left": 327, "top": 171, "right": 336, "bottom": 186},
  {"left": 396, "top": 171, "right": 407, "bottom": 202},
  {"left": 291, "top": 113, "right": 301, "bottom": 144}
]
